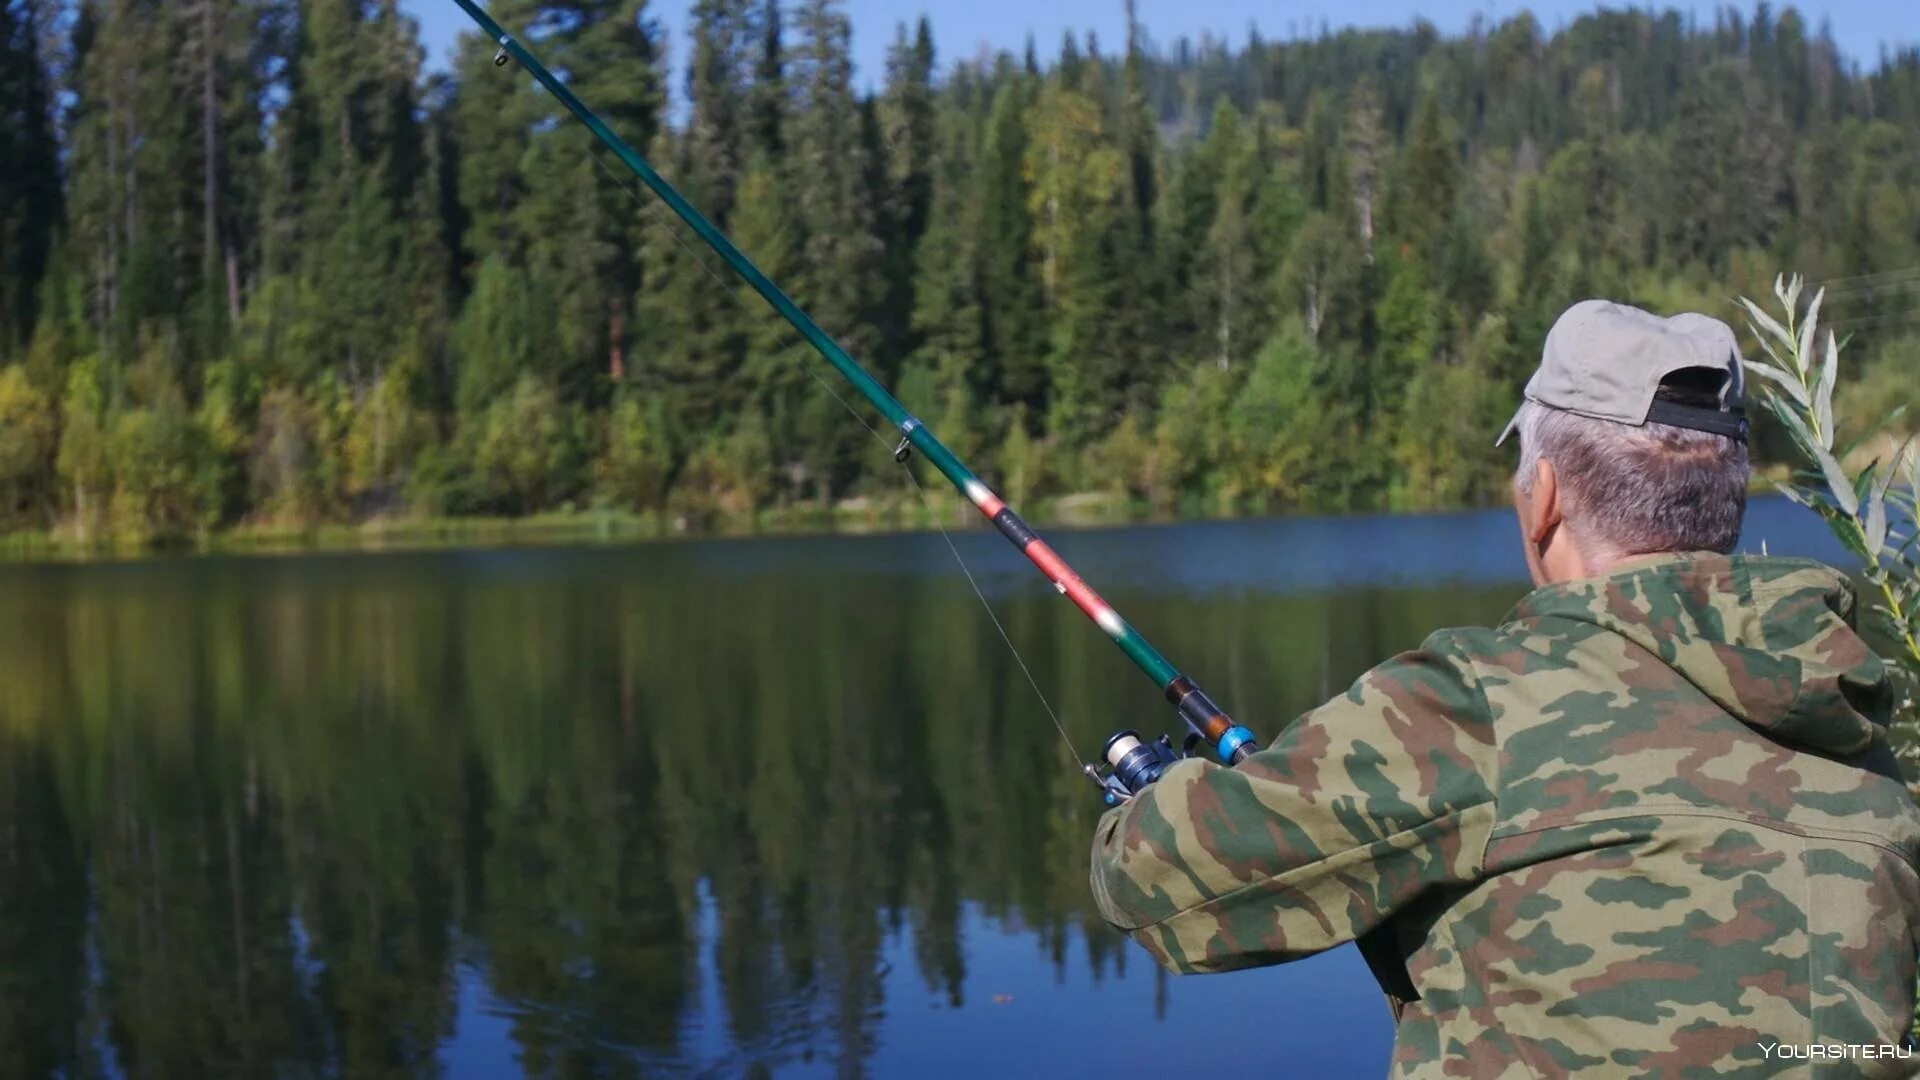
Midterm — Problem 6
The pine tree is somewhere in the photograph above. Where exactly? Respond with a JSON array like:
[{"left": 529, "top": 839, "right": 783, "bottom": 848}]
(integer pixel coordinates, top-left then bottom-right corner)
[
  {"left": 1108, "top": 3, "right": 1162, "bottom": 409},
  {"left": 1025, "top": 75, "right": 1127, "bottom": 454},
  {"left": 1398, "top": 93, "right": 1460, "bottom": 256},
  {"left": 732, "top": 153, "right": 806, "bottom": 500},
  {"left": 1342, "top": 80, "right": 1386, "bottom": 264},
  {"left": 745, "top": 0, "right": 785, "bottom": 159},
  {"left": 1665, "top": 59, "right": 1787, "bottom": 269},
  {"left": 450, "top": 0, "right": 541, "bottom": 262},
  {"left": 518, "top": 1, "right": 662, "bottom": 393},
  {"left": 685, "top": 0, "right": 753, "bottom": 223},
  {"left": 977, "top": 81, "right": 1046, "bottom": 413},
  {"left": 905, "top": 83, "right": 987, "bottom": 461},
  {"left": 785, "top": 0, "right": 883, "bottom": 495},
  {"left": 64, "top": 0, "right": 204, "bottom": 367},
  {"left": 633, "top": 127, "right": 720, "bottom": 441},
  {"left": 877, "top": 18, "right": 936, "bottom": 361},
  {"left": 176, "top": 0, "right": 272, "bottom": 355},
  {"left": 0, "top": 0, "right": 61, "bottom": 348},
  {"left": 1194, "top": 99, "right": 1261, "bottom": 371}
]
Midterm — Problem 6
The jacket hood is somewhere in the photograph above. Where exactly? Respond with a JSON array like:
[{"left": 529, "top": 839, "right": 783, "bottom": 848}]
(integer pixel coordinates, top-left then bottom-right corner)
[{"left": 1507, "top": 553, "right": 1890, "bottom": 756}]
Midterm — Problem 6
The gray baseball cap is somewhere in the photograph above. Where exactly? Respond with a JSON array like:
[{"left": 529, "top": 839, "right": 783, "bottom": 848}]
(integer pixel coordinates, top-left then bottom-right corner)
[{"left": 1495, "top": 299, "right": 1748, "bottom": 446}]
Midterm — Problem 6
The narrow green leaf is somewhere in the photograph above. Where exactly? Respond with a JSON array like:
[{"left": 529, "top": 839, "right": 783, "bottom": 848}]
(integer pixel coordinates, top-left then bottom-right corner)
[
  {"left": 1837, "top": 520, "right": 1872, "bottom": 561},
  {"left": 1771, "top": 403, "right": 1855, "bottom": 513},
  {"left": 1740, "top": 298, "right": 1797, "bottom": 367},
  {"left": 1774, "top": 480, "right": 1814, "bottom": 508},
  {"left": 1750, "top": 333, "right": 1795, "bottom": 376},
  {"left": 1905, "top": 445, "right": 1919, "bottom": 512},
  {"left": 1815, "top": 329, "right": 1839, "bottom": 447},
  {"left": 1798, "top": 286, "right": 1824, "bottom": 376},
  {"left": 1759, "top": 393, "right": 1821, "bottom": 459},
  {"left": 1854, "top": 464, "right": 1876, "bottom": 512},
  {"left": 1747, "top": 362, "right": 1812, "bottom": 410},
  {"left": 1878, "top": 437, "right": 1915, "bottom": 499},
  {"left": 1867, "top": 485, "right": 1889, "bottom": 560},
  {"left": 1823, "top": 446, "right": 1860, "bottom": 516}
]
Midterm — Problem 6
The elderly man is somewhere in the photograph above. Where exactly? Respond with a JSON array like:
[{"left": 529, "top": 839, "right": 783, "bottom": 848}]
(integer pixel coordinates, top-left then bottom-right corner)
[{"left": 1091, "top": 301, "right": 1920, "bottom": 1076}]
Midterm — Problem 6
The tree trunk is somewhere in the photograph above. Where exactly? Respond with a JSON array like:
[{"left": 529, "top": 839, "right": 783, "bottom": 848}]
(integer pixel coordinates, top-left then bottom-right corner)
[
  {"left": 609, "top": 302, "right": 627, "bottom": 381},
  {"left": 226, "top": 243, "right": 241, "bottom": 323},
  {"left": 202, "top": 0, "right": 219, "bottom": 307}
]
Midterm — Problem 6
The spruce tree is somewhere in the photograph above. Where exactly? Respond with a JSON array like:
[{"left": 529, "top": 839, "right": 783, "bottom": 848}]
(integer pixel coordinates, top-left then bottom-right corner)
[
  {"left": 731, "top": 153, "right": 807, "bottom": 500},
  {"left": 633, "top": 127, "right": 717, "bottom": 442},
  {"left": 905, "top": 87, "right": 987, "bottom": 461},
  {"left": 1025, "top": 74, "right": 1127, "bottom": 454},
  {"left": 745, "top": 0, "right": 785, "bottom": 160},
  {"left": 517, "top": 1, "right": 662, "bottom": 394},
  {"left": 278, "top": 0, "right": 435, "bottom": 385},
  {"left": 786, "top": 0, "right": 883, "bottom": 495},
  {"left": 685, "top": 0, "right": 753, "bottom": 223},
  {"left": 1194, "top": 99, "right": 1259, "bottom": 370},
  {"left": 877, "top": 18, "right": 936, "bottom": 362},
  {"left": 977, "top": 81, "right": 1045, "bottom": 413},
  {"left": 450, "top": 0, "right": 541, "bottom": 262},
  {"left": 0, "top": 0, "right": 61, "bottom": 349},
  {"left": 1399, "top": 93, "right": 1460, "bottom": 256}
]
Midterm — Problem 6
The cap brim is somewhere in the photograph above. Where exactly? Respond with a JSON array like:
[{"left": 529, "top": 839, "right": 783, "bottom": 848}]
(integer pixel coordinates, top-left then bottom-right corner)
[{"left": 1495, "top": 406, "right": 1522, "bottom": 448}]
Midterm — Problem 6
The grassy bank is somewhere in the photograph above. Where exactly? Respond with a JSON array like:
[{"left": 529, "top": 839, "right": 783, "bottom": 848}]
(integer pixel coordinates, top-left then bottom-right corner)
[
  {"left": 0, "top": 490, "right": 1160, "bottom": 561},
  {"left": 0, "top": 467, "right": 1805, "bottom": 562}
]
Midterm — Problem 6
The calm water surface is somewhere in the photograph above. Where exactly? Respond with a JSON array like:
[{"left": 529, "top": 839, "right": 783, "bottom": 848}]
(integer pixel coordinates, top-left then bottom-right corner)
[{"left": 0, "top": 499, "right": 1846, "bottom": 1077}]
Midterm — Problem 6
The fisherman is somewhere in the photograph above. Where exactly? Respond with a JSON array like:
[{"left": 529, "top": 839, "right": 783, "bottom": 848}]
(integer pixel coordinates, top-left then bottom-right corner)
[{"left": 1091, "top": 300, "right": 1920, "bottom": 1076}]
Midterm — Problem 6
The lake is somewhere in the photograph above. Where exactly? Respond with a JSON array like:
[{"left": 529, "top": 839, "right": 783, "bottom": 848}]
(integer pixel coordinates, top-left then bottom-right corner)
[{"left": 0, "top": 498, "right": 1851, "bottom": 1077}]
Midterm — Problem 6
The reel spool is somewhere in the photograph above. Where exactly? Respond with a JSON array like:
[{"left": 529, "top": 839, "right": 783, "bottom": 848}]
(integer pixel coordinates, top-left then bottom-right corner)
[{"left": 1086, "top": 729, "right": 1182, "bottom": 806}]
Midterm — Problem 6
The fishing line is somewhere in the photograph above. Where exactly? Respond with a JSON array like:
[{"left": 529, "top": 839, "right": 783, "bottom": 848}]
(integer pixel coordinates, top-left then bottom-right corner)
[
  {"left": 1817, "top": 265, "right": 1920, "bottom": 290},
  {"left": 459, "top": 0, "right": 1258, "bottom": 792},
  {"left": 898, "top": 464, "right": 1084, "bottom": 765},
  {"left": 581, "top": 140, "right": 1082, "bottom": 765}
]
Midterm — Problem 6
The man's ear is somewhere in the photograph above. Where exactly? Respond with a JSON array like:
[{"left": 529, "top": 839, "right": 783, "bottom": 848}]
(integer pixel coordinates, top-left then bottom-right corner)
[{"left": 1529, "top": 458, "right": 1562, "bottom": 544}]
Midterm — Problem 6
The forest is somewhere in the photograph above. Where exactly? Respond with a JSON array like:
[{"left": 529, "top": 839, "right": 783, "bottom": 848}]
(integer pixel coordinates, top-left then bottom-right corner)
[{"left": 1, "top": 0, "right": 1919, "bottom": 543}]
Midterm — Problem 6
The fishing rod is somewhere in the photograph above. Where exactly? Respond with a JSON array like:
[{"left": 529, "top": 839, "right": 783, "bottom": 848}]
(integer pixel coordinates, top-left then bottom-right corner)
[{"left": 450, "top": 0, "right": 1258, "bottom": 801}]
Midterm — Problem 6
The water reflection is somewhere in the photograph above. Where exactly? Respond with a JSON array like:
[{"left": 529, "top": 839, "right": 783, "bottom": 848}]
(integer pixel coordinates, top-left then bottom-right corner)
[{"left": 0, "top": 501, "right": 1843, "bottom": 1076}]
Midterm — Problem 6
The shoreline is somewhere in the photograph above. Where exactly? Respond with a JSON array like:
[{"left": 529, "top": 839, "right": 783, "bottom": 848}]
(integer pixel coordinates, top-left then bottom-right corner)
[
  {"left": 0, "top": 470, "right": 1796, "bottom": 564},
  {"left": 0, "top": 490, "right": 1164, "bottom": 562}
]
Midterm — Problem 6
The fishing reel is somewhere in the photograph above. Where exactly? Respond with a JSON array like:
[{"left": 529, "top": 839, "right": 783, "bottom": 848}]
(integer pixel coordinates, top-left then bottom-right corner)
[
  {"left": 1086, "top": 682, "right": 1259, "bottom": 806},
  {"left": 1086, "top": 729, "right": 1193, "bottom": 807}
]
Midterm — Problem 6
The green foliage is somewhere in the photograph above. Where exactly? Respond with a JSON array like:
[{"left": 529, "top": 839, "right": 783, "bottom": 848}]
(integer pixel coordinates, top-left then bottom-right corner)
[
  {"left": 55, "top": 358, "right": 111, "bottom": 539},
  {"left": 467, "top": 374, "right": 588, "bottom": 515},
  {"left": 0, "top": 0, "right": 59, "bottom": 348},
  {"left": 0, "top": 364, "right": 55, "bottom": 525},
  {"left": 107, "top": 356, "right": 219, "bottom": 543},
  {"left": 3, "top": 3, "right": 1920, "bottom": 546},
  {"left": 599, "top": 390, "right": 673, "bottom": 509},
  {"left": 249, "top": 384, "right": 317, "bottom": 522},
  {"left": 1741, "top": 276, "right": 1920, "bottom": 692}
]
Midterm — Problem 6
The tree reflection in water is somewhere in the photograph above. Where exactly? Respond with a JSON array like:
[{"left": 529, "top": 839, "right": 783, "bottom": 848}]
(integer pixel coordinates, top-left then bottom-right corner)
[{"left": 0, "top": 517, "right": 1549, "bottom": 1075}]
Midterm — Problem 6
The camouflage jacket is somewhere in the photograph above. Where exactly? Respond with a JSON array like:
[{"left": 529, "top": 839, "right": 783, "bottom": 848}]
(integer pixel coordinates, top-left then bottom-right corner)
[{"left": 1091, "top": 553, "right": 1920, "bottom": 1078}]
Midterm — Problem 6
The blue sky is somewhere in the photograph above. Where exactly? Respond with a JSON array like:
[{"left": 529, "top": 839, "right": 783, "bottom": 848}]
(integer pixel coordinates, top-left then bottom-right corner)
[{"left": 403, "top": 0, "right": 1917, "bottom": 97}]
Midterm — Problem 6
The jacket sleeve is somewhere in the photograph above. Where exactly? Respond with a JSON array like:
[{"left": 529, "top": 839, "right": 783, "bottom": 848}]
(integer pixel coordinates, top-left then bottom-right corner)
[{"left": 1090, "top": 630, "right": 1502, "bottom": 974}]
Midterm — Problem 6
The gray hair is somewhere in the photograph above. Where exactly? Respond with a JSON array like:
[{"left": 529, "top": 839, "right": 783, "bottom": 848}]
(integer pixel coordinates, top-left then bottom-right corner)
[{"left": 1512, "top": 401, "right": 1748, "bottom": 558}]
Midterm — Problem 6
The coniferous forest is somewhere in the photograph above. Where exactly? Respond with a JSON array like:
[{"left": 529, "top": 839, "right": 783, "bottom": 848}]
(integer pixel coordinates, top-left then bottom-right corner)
[{"left": 1, "top": 0, "right": 1919, "bottom": 543}]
